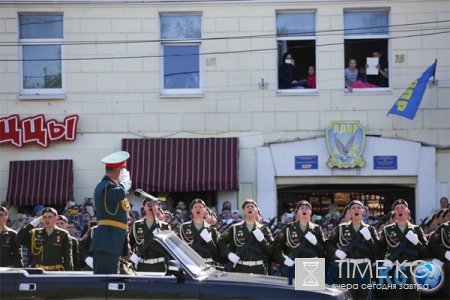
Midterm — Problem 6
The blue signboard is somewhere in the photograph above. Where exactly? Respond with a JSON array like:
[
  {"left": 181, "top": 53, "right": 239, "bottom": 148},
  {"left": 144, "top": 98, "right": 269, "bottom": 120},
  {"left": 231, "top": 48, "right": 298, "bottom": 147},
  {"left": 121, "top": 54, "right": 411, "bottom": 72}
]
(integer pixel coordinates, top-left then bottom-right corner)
[
  {"left": 295, "top": 156, "right": 318, "bottom": 170},
  {"left": 374, "top": 156, "right": 397, "bottom": 170}
]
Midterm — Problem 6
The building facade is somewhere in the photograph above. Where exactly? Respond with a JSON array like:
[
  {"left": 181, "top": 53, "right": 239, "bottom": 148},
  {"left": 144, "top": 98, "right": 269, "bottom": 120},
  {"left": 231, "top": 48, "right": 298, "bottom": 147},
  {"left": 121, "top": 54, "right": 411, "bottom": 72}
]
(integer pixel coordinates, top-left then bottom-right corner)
[{"left": 0, "top": 0, "right": 449, "bottom": 222}]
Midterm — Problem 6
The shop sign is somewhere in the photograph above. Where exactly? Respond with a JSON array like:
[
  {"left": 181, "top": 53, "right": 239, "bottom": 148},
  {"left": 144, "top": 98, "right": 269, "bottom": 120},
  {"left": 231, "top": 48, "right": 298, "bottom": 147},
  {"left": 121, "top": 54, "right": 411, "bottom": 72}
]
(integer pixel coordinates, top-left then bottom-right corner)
[
  {"left": 325, "top": 121, "right": 366, "bottom": 168},
  {"left": 0, "top": 114, "right": 79, "bottom": 148}
]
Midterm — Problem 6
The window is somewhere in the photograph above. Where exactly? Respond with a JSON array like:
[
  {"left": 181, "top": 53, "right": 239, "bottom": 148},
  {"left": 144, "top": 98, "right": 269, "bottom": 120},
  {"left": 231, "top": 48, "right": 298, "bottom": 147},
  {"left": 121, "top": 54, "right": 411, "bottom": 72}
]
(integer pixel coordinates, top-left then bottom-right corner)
[
  {"left": 19, "top": 14, "right": 65, "bottom": 98},
  {"left": 276, "top": 12, "right": 316, "bottom": 92},
  {"left": 344, "top": 10, "right": 390, "bottom": 90},
  {"left": 160, "top": 14, "right": 202, "bottom": 96}
]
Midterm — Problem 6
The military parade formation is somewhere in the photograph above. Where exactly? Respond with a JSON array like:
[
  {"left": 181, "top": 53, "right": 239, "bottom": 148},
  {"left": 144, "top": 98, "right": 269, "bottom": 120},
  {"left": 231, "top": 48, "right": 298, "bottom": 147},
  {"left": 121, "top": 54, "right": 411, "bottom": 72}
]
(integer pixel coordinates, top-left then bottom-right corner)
[{"left": 1, "top": 151, "right": 450, "bottom": 300}]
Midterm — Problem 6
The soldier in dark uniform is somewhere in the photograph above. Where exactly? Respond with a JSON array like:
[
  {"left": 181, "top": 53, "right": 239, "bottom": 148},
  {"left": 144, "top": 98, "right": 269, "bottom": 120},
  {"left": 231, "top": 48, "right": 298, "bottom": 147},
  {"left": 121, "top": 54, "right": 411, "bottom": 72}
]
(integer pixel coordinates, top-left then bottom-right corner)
[
  {"left": 427, "top": 208, "right": 450, "bottom": 300},
  {"left": 0, "top": 206, "right": 23, "bottom": 268},
  {"left": 56, "top": 215, "right": 81, "bottom": 271},
  {"left": 378, "top": 199, "right": 429, "bottom": 300},
  {"left": 90, "top": 151, "right": 132, "bottom": 274},
  {"left": 325, "top": 200, "right": 378, "bottom": 300},
  {"left": 79, "top": 224, "right": 97, "bottom": 270},
  {"left": 218, "top": 199, "right": 273, "bottom": 275},
  {"left": 129, "top": 196, "right": 170, "bottom": 272},
  {"left": 16, "top": 207, "right": 73, "bottom": 271},
  {"left": 273, "top": 200, "right": 325, "bottom": 277},
  {"left": 179, "top": 198, "right": 220, "bottom": 263},
  {"left": 80, "top": 223, "right": 135, "bottom": 274}
]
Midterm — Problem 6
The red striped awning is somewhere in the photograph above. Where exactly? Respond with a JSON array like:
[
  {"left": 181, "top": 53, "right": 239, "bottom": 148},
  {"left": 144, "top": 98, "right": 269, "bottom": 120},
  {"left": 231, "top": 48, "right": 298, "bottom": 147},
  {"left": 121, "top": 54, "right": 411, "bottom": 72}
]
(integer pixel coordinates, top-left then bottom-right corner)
[
  {"left": 122, "top": 138, "right": 239, "bottom": 192},
  {"left": 6, "top": 160, "right": 74, "bottom": 206}
]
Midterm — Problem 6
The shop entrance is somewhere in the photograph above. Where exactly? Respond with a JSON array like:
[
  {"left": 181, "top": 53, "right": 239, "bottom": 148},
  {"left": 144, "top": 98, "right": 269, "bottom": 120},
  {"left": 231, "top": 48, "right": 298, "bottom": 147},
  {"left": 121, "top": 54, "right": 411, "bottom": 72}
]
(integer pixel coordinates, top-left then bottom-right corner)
[{"left": 277, "top": 184, "right": 416, "bottom": 224}]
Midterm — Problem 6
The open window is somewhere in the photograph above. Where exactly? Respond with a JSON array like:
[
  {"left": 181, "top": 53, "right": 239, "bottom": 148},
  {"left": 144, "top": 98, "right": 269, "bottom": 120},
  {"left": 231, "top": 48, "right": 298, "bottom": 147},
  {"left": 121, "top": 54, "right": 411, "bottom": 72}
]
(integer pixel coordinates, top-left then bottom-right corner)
[
  {"left": 276, "top": 11, "right": 317, "bottom": 93},
  {"left": 344, "top": 10, "right": 390, "bottom": 91}
]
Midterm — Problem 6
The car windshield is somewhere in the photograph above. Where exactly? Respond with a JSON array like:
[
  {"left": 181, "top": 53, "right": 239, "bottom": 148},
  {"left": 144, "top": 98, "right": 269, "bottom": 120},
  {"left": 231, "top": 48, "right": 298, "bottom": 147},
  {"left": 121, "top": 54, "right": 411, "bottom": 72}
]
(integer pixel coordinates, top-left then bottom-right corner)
[{"left": 163, "top": 233, "right": 210, "bottom": 275}]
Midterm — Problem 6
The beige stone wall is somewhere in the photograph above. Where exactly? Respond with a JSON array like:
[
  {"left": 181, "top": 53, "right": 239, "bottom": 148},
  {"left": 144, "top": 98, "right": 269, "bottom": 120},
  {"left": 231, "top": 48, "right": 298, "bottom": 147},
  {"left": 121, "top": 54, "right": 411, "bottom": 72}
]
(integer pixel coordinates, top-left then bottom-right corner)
[{"left": 0, "top": 1, "right": 449, "bottom": 205}]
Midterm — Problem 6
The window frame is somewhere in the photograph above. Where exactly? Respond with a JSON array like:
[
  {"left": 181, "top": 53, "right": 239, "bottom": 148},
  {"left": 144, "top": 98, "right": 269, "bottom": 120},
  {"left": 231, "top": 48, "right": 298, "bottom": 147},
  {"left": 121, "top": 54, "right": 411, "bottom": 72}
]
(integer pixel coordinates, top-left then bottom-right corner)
[
  {"left": 343, "top": 8, "right": 391, "bottom": 94},
  {"left": 276, "top": 10, "right": 318, "bottom": 95},
  {"left": 159, "top": 12, "right": 203, "bottom": 97},
  {"left": 18, "top": 13, "right": 66, "bottom": 100}
]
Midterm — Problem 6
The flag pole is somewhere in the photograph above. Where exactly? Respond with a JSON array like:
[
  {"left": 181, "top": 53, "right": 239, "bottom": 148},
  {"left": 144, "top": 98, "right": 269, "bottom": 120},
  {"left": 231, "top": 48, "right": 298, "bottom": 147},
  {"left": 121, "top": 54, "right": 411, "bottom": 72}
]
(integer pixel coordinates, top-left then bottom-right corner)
[{"left": 432, "top": 59, "right": 437, "bottom": 85}]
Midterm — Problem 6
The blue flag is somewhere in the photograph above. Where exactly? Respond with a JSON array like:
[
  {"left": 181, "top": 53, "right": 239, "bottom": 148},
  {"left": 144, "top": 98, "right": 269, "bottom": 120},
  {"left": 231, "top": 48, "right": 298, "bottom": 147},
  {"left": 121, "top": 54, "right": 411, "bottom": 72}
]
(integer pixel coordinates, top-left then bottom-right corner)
[{"left": 387, "top": 61, "right": 437, "bottom": 120}]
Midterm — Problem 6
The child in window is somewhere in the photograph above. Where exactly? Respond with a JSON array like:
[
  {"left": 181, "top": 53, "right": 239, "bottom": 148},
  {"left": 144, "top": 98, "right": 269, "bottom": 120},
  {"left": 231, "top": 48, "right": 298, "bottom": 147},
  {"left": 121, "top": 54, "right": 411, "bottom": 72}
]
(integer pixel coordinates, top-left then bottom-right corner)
[
  {"left": 345, "top": 59, "right": 358, "bottom": 91},
  {"left": 357, "top": 66, "right": 368, "bottom": 83},
  {"left": 347, "top": 63, "right": 378, "bottom": 91},
  {"left": 306, "top": 65, "right": 316, "bottom": 89}
]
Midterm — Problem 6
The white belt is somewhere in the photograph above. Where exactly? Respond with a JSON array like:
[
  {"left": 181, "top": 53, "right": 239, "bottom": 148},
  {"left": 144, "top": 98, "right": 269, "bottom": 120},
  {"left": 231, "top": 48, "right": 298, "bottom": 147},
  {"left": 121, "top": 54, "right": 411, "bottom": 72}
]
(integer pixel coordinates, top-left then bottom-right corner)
[
  {"left": 141, "top": 257, "right": 165, "bottom": 264},
  {"left": 347, "top": 258, "right": 370, "bottom": 264},
  {"left": 237, "top": 260, "right": 264, "bottom": 266},
  {"left": 204, "top": 258, "right": 214, "bottom": 262}
]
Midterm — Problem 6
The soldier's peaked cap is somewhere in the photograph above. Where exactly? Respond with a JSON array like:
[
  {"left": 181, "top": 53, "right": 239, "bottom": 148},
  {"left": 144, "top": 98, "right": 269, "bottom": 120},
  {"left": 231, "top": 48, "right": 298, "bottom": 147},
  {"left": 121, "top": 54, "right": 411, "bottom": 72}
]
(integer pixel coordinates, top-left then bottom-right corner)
[
  {"left": 349, "top": 200, "right": 364, "bottom": 208},
  {"left": 242, "top": 199, "right": 258, "bottom": 209},
  {"left": 392, "top": 199, "right": 408, "bottom": 210},
  {"left": 142, "top": 197, "right": 158, "bottom": 206},
  {"left": 101, "top": 151, "right": 130, "bottom": 168},
  {"left": 190, "top": 198, "right": 206, "bottom": 209},
  {"left": 57, "top": 215, "right": 68, "bottom": 223},
  {"left": 295, "top": 200, "right": 312, "bottom": 211},
  {"left": 42, "top": 207, "right": 58, "bottom": 216},
  {"left": 0, "top": 206, "right": 8, "bottom": 215}
]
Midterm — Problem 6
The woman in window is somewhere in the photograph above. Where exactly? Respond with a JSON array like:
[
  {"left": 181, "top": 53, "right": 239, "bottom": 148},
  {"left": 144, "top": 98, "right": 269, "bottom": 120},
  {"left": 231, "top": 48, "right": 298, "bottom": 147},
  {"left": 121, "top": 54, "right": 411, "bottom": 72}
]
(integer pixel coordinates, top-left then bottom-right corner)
[{"left": 278, "top": 52, "right": 303, "bottom": 89}]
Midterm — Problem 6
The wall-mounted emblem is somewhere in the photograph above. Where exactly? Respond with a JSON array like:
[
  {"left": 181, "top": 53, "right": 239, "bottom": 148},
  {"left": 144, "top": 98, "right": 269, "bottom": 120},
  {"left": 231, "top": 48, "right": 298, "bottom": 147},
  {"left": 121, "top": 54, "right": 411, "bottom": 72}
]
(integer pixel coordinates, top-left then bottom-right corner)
[{"left": 325, "top": 121, "right": 366, "bottom": 168}]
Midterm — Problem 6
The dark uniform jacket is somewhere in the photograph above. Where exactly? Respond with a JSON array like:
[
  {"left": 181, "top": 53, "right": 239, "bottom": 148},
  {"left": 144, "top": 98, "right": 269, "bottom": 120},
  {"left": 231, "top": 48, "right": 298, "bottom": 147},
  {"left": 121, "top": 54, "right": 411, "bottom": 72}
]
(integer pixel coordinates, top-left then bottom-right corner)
[
  {"left": 79, "top": 226, "right": 98, "bottom": 263},
  {"left": 90, "top": 176, "right": 130, "bottom": 256},
  {"left": 79, "top": 225, "right": 134, "bottom": 273},
  {"left": 179, "top": 220, "right": 220, "bottom": 260},
  {"left": 273, "top": 221, "right": 325, "bottom": 264},
  {"left": 278, "top": 63, "right": 298, "bottom": 89},
  {"left": 428, "top": 222, "right": 450, "bottom": 265},
  {"left": 129, "top": 218, "right": 170, "bottom": 271},
  {"left": 378, "top": 221, "right": 429, "bottom": 261},
  {"left": 218, "top": 220, "right": 273, "bottom": 262},
  {"left": 0, "top": 226, "right": 23, "bottom": 267},
  {"left": 16, "top": 223, "right": 73, "bottom": 271},
  {"left": 70, "top": 236, "right": 81, "bottom": 271},
  {"left": 325, "top": 221, "right": 378, "bottom": 260},
  {"left": 427, "top": 222, "right": 450, "bottom": 299}
]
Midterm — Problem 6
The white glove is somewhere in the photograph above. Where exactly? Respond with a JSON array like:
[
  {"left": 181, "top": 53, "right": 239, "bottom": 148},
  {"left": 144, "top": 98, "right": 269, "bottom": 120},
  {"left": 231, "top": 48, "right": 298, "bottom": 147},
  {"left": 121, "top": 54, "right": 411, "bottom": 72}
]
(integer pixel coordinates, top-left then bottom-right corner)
[
  {"left": 305, "top": 232, "right": 317, "bottom": 245},
  {"left": 200, "top": 229, "right": 212, "bottom": 243},
  {"left": 360, "top": 227, "right": 371, "bottom": 241},
  {"left": 284, "top": 257, "right": 294, "bottom": 267},
  {"left": 130, "top": 253, "right": 139, "bottom": 269},
  {"left": 445, "top": 250, "right": 450, "bottom": 261},
  {"left": 228, "top": 252, "right": 240, "bottom": 264},
  {"left": 253, "top": 228, "right": 264, "bottom": 242},
  {"left": 119, "top": 169, "right": 130, "bottom": 182},
  {"left": 335, "top": 249, "right": 347, "bottom": 260},
  {"left": 152, "top": 228, "right": 160, "bottom": 235},
  {"left": 406, "top": 231, "right": 419, "bottom": 245},
  {"left": 85, "top": 256, "right": 94, "bottom": 269},
  {"left": 432, "top": 258, "right": 444, "bottom": 268},
  {"left": 120, "top": 179, "right": 132, "bottom": 192},
  {"left": 383, "top": 260, "right": 394, "bottom": 268},
  {"left": 30, "top": 216, "right": 43, "bottom": 227}
]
